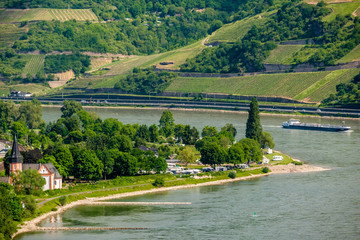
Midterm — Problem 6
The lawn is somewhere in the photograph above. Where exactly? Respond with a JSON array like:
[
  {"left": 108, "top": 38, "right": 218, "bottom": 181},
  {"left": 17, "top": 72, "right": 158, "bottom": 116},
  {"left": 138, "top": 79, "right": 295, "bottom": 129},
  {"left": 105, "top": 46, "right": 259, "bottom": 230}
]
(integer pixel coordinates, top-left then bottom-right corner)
[
  {"left": 166, "top": 71, "right": 330, "bottom": 99},
  {"left": 7, "top": 83, "right": 51, "bottom": 96},
  {"left": 264, "top": 45, "right": 304, "bottom": 64}
]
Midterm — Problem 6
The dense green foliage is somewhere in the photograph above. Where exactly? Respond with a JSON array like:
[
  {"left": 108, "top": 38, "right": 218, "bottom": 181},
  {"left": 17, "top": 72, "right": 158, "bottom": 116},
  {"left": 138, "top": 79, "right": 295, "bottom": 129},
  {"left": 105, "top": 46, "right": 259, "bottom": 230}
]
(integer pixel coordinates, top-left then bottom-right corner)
[
  {"left": 44, "top": 53, "right": 90, "bottom": 74},
  {"left": 181, "top": 1, "right": 360, "bottom": 73},
  {"left": 0, "top": 183, "right": 23, "bottom": 240},
  {"left": 246, "top": 97, "right": 262, "bottom": 143},
  {"left": 181, "top": 40, "right": 276, "bottom": 73},
  {"left": 11, "top": 12, "right": 224, "bottom": 55},
  {"left": 0, "top": 48, "right": 25, "bottom": 77},
  {"left": 114, "top": 68, "right": 176, "bottom": 94},
  {"left": 322, "top": 73, "right": 360, "bottom": 106}
]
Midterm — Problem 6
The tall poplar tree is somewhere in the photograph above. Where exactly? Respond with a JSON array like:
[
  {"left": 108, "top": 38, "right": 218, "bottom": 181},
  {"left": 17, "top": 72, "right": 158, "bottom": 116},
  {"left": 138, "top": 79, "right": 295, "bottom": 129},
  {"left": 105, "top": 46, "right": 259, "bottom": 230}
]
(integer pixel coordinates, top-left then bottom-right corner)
[{"left": 246, "top": 97, "right": 262, "bottom": 143}]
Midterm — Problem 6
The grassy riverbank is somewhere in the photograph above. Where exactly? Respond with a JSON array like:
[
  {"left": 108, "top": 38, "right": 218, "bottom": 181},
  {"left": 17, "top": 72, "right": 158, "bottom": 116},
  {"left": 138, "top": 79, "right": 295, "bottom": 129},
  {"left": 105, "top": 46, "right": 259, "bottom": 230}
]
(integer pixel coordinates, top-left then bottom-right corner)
[{"left": 14, "top": 158, "right": 329, "bottom": 238}]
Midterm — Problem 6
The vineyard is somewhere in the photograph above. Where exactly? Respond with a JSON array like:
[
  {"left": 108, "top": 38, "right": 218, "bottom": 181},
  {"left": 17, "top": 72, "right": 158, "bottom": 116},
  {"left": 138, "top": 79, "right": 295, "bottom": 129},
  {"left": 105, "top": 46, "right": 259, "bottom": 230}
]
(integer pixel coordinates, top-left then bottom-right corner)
[
  {"left": 166, "top": 71, "right": 332, "bottom": 99},
  {"left": 264, "top": 45, "right": 304, "bottom": 65},
  {"left": 306, "top": 68, "right": 360, "bottom": 102},
  {"left": 22, "top": 55, "right": 45, "bottom": 75},
  {"left": 90, "top": 58, "right": 113, "bottom": 71},
  {"left": 322, "top": 1, "right": 360, "bottom": 22},
  {"left": 0, "top": 24, "right": 27, "bottom": 48},
  {"left": 208, "top": 12, "right": 272, "bottom": 43},
  {"left": 336, "top": 44, "right": 360, "bottom": 63},
  {"left": 0, "top": 8, "right": 98, "bottom": 23}
]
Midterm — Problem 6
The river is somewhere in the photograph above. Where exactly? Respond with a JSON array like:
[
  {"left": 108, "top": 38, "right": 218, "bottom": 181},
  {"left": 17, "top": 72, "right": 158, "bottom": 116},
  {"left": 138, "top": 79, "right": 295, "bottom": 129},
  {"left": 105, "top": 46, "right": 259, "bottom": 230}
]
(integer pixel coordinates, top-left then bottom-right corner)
[{"left": 15, "top": 107, "right": 360, "bottom": 240}]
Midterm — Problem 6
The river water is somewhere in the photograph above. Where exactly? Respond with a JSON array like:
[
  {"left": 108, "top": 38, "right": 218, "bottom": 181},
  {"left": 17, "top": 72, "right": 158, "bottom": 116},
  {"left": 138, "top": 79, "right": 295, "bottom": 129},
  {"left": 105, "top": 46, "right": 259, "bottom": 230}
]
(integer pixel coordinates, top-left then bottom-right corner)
[{"left": 16, "top": 107, "right": 360, "bottom": 240}]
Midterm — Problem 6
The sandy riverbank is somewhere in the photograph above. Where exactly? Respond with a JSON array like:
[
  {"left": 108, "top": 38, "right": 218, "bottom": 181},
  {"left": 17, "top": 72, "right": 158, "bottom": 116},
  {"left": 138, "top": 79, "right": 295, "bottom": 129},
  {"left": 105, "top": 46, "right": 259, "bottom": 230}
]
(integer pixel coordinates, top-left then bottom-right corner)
[
  {"left": 13, "top": 163, "right": 329, "bottom": 239},
  {"left": 41, "top": 105, "right": 360, "bottom": 121}
]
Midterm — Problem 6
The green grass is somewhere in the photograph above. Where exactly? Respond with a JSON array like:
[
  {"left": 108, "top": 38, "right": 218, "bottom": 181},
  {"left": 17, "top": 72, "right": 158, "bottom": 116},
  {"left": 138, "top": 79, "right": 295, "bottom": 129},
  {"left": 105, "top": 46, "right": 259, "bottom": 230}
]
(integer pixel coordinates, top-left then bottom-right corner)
[
  {"left": 21, "top": 55, "right": 45, "bottom": 75},
  {"left": 294, "top": 69, "right": 348, "bottom": 100},
  {"left": 0, "top": 24, "right": 27, "bottom": 48},
  {"left": 307, "top": 68, "right": 360, "bottom": 102},
  {"left": 264, "top": 45, "right": 304, "bottom": 64},
  {"left": 167, "top": 71, "right": 330, "bottom": 99},
  {"left": 265, "top": 152, "right": 293, "bottom": 165},
  {"left": 0, "top": 8, "right": 98, "bottom": 23},
  {"left": 323, "top": 2, "right": 360, "bottom": 22},
  {"left": 208, "top": 11, "right": 274, "bottom": 43},
  {"left": 336, "top": 44, "right": 360, "bottom": 63},
  {"left": 8, "top": 83, "right": 51, "bottom": 96}
]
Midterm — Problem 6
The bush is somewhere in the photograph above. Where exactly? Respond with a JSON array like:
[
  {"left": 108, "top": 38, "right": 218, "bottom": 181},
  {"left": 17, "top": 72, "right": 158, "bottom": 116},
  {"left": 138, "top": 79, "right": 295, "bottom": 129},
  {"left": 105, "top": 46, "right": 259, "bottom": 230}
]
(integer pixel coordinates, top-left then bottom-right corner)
[
  {"left": 293, "top": 161, "right": 303, "bottom": 165},
  {"left": 262, "top": 167, "right": 270, "bottom": 173},
  {"left": 228, "top": 171, "right": 236, "bottom": 179},
  {"left": 59, "top": 196, "right": 67, "bottom": 206},
  {"left": 152, "top": 178, "right": 165, "bottom": 187},
  {"left": 51, "top": 207, "right": 57, "bottom": 211}
]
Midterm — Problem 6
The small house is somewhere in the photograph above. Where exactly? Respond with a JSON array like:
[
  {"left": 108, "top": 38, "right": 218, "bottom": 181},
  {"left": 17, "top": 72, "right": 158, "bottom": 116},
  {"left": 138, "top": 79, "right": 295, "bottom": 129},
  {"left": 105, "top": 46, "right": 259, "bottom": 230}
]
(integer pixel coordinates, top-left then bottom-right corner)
[
  {"left": 267, "top": 148, "right": 273, "bottom": 154},
  {"left": 262, "top": 156, "right": 270, "bottom": 164}
]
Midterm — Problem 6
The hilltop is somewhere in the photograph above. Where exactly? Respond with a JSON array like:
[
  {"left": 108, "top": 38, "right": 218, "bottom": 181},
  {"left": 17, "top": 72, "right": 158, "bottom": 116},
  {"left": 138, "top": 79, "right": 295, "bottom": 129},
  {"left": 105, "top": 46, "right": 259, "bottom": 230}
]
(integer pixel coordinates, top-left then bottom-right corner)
[{"left": 0, "top": 0, "right": 359, "bottom": 106}]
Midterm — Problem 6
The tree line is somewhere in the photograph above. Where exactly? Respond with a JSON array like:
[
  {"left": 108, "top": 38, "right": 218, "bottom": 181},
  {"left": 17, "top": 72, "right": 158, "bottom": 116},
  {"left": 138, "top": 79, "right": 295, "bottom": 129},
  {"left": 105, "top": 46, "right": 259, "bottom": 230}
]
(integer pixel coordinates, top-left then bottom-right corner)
[{"left": 114, "top": 67, "right": 177, "bottom": 94}]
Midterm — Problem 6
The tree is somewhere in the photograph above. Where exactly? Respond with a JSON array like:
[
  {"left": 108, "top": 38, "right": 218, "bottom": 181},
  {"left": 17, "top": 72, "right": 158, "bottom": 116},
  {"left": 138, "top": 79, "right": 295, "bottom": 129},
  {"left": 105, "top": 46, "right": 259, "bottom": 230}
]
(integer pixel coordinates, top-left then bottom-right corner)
[
  {"left": 228, "top": 142, "right": 245, "bottom": 165},
  {"left": 73, "top": 148, "right": 103, "bottom": 181},
  {"left": 260, "top": 131, "right": 275, "bottom": 149},
  {"left": 149, "top": 124, "right": 159, "bottom": 142},
  {"left": 178, "top": 148, "right": 196, "bottom": 166},
  {"left": 239, "top": 138, "right": 262, "bottom": 163},
  {"left": 0, "top": 183, "right": 23, "bottom": 240},
  {"left": 0, "top": 100, "right": 19, "bottom": 132},
  {"left": 18, "top": 99, "right": 43, "bottom": 129},
  {"left": 246, "top": 97, "right": 262, "bottom": 143},
  {"left": 201, "top": 126, "right": 218, "bottom": 137},
  {"left": 60, "top": 100, "right": 83, "bottom": 118},
  {"left": 112, "top": 151, "right": 138, "bottom": 176},
  {"left": 159, "top": 110, "right": 175, "bottom": 137},
  {"left": 52, "top": 145, "right": 74, "bottom": 178},
  {"left": 109, "top": 134, "right": 132, "bottom": 152},
  {"left": 11, "top": 169, "right": 46, "bottom": 195},
  {"left": 200, "top": 141, "right": 227, "bottom": 168},
  {"left": 220, "top": 123, "right": 237, "bottom": 138},
  {"left": 135, "top": 124, "right": 150, "bottom": 141}
]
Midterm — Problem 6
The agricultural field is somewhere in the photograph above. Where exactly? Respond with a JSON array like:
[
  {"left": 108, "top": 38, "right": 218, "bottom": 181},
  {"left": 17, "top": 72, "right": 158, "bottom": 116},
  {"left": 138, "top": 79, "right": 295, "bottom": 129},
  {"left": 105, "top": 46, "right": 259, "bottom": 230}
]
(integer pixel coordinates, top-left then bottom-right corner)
[
  {"left": 89, "top": 57, "right": 113, "bottom": 71},
  {"left": 306, "top": 68, "right": 360, "bottom": 102},
  {"left": 336, "top": 44, "right": 360, "bottom": 63},
  {"left": 294, "top": 69, "right": 349, "bottom": 100},
  {"left": 264, "top": 45, "right": 304, "bottom": 64},
  {"left": 322, "top": 1, "right": 360, "bottom": 22},
  {"left": 21, "top": 55, "right": 45, "bottom": 75},
  {"left": 0, "top": 24, "right": 27, "bottom": 48},
  {"left": 166, "top": 71, "right": 332, "bottom": 99},
  {"left": 48, "top": 9, "right": 98, "bottom": 22},
  {"left": 208, "top": 12, "right": 273, "bottom": 43},
  {"left": 0, "top": 8, "right": 98, "bottom": 23}
]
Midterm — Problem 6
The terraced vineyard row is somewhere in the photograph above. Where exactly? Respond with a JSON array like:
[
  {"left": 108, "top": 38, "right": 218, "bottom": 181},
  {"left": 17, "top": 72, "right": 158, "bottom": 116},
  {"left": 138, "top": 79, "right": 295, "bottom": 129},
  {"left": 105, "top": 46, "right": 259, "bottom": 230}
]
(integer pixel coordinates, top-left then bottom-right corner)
[
  {"left": 166, "top": 71, "right": 332, "bottom": 99},
  {"left": 22, "top": 55, "right": 45, "bottom": 75},
  {"left": 0, "top": 8, "right": 98, "bottom": 23}
]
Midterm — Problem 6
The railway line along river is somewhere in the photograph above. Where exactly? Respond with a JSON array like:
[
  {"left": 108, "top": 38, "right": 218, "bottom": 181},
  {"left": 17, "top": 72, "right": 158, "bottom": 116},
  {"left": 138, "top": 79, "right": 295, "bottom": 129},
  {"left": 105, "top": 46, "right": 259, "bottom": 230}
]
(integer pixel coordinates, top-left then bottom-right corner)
[{"left": 15, "top": 107, "right": 360, "bottom": 240}]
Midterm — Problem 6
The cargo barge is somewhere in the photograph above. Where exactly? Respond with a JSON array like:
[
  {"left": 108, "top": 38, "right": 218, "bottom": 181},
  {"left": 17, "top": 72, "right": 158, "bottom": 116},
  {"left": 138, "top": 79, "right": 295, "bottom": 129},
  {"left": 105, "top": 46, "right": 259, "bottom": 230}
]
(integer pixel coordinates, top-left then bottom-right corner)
[{"left": 282, "top": 119, "right": 351, "bottom": 132}]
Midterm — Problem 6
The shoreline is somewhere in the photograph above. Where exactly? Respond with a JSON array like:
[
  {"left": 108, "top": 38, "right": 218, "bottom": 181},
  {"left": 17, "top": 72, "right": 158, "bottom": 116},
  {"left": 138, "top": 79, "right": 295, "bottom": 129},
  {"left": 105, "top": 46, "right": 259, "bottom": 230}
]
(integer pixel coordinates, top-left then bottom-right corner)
[
  {"left": 41, "top": 105, "right": 360, "bottom": 121},
  {"left": 13, "top": 163, "right": 329, "bottom": 239}
]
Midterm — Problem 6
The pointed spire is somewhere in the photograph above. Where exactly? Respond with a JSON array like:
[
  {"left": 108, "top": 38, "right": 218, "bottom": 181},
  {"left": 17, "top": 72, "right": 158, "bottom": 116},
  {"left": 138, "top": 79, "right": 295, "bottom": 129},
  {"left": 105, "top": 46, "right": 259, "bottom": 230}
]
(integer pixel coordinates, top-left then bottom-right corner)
[{"left": 10, "top": 134, "right": 22, "bottom": 163}]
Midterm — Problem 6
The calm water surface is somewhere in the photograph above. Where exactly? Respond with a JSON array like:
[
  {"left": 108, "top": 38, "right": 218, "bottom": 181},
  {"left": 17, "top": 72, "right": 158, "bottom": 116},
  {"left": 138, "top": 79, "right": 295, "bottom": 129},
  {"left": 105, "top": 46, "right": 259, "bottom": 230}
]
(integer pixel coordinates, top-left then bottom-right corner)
[{"left": 16, "top": 107, "right": 360, "bottom": 240}]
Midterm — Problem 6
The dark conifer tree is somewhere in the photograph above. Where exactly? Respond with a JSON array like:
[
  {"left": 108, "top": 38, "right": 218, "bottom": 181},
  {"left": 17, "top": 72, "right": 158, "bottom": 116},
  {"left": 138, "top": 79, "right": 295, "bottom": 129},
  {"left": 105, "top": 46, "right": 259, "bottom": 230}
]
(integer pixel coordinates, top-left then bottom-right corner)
[{"left": 245, "top": 97, "right": 262, "bottom": 143}]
